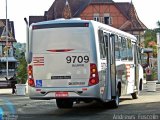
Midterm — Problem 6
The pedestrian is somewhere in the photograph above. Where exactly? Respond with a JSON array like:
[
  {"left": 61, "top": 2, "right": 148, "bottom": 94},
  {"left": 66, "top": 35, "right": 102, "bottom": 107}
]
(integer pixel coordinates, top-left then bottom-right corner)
[{"left": 9, "top": 74, "right": 17, "bottom": 94}]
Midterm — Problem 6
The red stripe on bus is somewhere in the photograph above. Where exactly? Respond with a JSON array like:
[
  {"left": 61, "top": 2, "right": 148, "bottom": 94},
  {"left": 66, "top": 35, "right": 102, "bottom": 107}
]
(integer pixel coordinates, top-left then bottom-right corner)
[
  {"left": 33, "top": 57, "right": 44, "bottom": 58},
  {"left": 33, "top": 64, "right": 44, "bottom": 66}
]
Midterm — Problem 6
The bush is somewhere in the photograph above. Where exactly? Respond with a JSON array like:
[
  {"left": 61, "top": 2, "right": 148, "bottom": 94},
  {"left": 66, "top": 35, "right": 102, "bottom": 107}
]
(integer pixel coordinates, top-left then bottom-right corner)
[{"left": 151, "top": 68, "right": 158, "bottom": 80}]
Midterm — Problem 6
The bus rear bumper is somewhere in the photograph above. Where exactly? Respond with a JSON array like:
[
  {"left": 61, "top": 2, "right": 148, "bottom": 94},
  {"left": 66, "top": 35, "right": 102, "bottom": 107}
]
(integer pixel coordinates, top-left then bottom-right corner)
[{"left": 28, "top": 85, "right": 100, "bottom": 100}]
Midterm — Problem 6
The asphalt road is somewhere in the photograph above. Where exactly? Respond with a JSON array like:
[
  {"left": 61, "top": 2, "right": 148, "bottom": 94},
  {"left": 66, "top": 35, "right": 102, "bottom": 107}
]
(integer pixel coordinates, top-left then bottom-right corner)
[{"left": 1, "top": 84, "right": 160, "bottom": 120}]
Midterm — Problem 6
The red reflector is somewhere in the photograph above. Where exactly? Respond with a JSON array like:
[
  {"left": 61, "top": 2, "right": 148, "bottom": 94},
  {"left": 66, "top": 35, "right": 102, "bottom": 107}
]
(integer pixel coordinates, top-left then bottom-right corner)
[
  {"left": 82, "top": 88, "right": 87, "bottom": 91},
  {"left": 36, "top": 89, "right": 41, "bottom": 92}
]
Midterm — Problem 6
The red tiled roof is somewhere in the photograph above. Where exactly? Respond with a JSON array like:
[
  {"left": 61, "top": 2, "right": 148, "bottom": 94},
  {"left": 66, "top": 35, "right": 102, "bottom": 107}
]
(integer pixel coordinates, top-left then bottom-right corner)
[
  {"left": 29, "top": 0, "right": 147, "bottom": 31},
  {"left": 91, "top": 0, "right": 113, "bottom": 3},
  {"left": 116, "top": 2, "right": 147, "bottom": 30},
  {"left": 46, "top": 0, "right": 91, "bottom": 19}
]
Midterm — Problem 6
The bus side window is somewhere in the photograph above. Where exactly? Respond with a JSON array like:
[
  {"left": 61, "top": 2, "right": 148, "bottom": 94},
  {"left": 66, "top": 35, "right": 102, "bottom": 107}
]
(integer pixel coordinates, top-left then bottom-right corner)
[
  {"left": 98, "top": 30, "right": 106, "bottom": 59},
  {"left": 127, "top": 39, "right": 133, "bottom": 61},
  {"left": 110, "top": 34, "right": 116, "bottom": 64},
  {"left": 120, "top": 37, "right": 128, "bottom": 60},
  {"left": 115, "top": 35, "right": 121, "bottom": 60}
]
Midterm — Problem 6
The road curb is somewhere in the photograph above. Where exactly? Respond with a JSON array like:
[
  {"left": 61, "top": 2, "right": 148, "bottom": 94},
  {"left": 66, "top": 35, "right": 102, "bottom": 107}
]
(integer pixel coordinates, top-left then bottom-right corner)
[{"left": 0, "top": 88, "right": 12, "bottom": 94}]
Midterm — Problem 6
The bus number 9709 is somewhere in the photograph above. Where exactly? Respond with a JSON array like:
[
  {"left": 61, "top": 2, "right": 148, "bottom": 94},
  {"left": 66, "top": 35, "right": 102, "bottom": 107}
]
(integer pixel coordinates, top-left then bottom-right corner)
[{"left": 66, "top": 56, "right": 89, "bottom": 63}]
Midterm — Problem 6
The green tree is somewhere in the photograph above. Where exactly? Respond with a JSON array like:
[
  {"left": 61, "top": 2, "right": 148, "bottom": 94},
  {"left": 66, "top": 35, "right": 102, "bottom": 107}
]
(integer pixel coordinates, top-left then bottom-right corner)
[
  {"left": 16, "top": 52, "right": 27, "bottom": 84},
  {"left": 144, "top": 29, "right": 157, "bottom": 57},
  {"left": 144, "top": 29, "right": 156, "bottom": 47}
]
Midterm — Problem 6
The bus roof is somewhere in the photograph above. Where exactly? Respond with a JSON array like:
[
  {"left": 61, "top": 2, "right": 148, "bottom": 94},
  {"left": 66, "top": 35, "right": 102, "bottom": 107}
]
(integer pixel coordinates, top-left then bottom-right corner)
[{"left": 91, "top": 20, "right": 137, "bottom": 42}]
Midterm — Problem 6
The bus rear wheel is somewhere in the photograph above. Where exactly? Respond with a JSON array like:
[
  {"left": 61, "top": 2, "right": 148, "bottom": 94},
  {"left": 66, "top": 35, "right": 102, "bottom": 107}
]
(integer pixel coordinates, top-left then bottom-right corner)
[
  {"left": 108, "top": 89, "right": 120, "bottom": 108},
  {"left": 56, "top": 99, "right": 73, "bottom": 109}
]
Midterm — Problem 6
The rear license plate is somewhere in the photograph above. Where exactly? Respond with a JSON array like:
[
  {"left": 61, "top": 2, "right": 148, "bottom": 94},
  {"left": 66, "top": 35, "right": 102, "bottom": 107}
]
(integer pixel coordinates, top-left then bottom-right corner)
[{"left": 55, "top": 92, "right": 68, "bottom": 97}]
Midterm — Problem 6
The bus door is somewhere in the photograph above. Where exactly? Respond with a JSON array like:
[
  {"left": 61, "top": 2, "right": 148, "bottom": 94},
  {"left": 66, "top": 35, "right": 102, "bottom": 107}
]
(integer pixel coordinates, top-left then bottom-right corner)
[
  {"left": 128, "top": 43, "right": 139, "bottom": 93},
  {"left": 103, "top": 33, "right": 116, "bottom": 100},
  {"left": 133, "top": 44, "right": 139, "bottom": 91},
  {"left": 110, "top": 34, "right": 117, "bottom": 98},
  {"left": 125, "top": 41, "right": 135, "bottom": 94}
]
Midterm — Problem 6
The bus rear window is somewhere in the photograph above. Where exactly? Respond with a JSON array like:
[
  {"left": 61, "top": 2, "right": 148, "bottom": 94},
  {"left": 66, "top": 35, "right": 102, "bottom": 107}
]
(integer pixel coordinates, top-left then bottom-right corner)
[{"left": 32, "top": 23, "right": 89, "bottom": 30}]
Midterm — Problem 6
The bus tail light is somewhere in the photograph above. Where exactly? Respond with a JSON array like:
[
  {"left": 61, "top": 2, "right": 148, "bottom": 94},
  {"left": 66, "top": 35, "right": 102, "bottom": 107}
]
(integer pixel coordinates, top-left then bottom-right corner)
[
  {"left": 89, "top": 63, "right": 99, "bottom": 86},
  {"left": 28, "top": 65, "right": 35, "bottom": 87}
]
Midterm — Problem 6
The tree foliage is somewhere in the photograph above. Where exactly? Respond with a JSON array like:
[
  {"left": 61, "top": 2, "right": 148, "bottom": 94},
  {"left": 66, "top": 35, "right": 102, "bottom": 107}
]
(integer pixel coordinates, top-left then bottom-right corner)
[
  {"left": 16, "top": 52, "right": 27, "bottom": 84},
  {"left": 144, "top": 29, "right": 156, "bottom": 47},
  {"left": 144, "top": 29, "right": 157, "bottom": 57}
]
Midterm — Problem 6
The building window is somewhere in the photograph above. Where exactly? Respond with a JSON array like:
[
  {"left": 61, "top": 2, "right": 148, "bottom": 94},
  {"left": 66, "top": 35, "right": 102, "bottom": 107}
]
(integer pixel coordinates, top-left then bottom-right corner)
[
  {"left": 115, "top": 35, "right": 121, "bottom": 59},
  {"left": 104, "top": 16, "right": 110, "bottom": 24},
  {"left": 103, "top": 13, "right": 112, "bottom": 25},
  {"left": 94, "top": 17, "right": 99, "bottom": 22},
  {"left": 98, "top": 30, "right": 106, "bottom": 59},
  {"left": 93, "top": 13, "right": 99, "bottom": 22}
]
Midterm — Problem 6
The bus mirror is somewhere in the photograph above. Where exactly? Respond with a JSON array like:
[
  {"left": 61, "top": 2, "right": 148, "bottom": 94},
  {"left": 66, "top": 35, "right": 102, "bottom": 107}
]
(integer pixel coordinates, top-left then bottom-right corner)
[
  {"left": 25, "top": 51, "right": 32, "bottom": 64},
  {"left": 24, "top": 17, "right": 30, "bottom": 63}
]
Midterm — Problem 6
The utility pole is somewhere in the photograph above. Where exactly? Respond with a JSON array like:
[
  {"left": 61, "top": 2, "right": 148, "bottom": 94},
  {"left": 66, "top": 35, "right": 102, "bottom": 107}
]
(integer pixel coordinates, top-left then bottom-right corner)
[{"left": 6, "top": 0, "right": 8, "bottom": 78}]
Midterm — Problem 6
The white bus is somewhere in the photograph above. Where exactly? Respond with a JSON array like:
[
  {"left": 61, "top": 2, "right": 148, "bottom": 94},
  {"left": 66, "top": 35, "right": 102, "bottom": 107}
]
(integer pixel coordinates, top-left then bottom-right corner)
[{"left": 25, "top": 19, "right": 143, "bottom": 108}]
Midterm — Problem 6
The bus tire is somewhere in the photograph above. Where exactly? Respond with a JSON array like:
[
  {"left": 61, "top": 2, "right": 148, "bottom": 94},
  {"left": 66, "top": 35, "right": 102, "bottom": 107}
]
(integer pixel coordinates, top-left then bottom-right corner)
[
  {"left": 131, "top": 91, "right": 139, "bottom": 99},
  {"left": 56, "top": 99, "right": 73, "bottom": 109},
  {"left": 109, "top": 89, "right": 120, "bottom": 108},
  {"left": 139, "top": 79, "right": 143, "bottom": 91}
]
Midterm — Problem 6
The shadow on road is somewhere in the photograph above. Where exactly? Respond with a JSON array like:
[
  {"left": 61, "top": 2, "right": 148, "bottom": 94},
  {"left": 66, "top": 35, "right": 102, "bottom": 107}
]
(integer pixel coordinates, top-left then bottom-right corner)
[{"left": 1, "top": 94, "right": 160, "bottom": 120}]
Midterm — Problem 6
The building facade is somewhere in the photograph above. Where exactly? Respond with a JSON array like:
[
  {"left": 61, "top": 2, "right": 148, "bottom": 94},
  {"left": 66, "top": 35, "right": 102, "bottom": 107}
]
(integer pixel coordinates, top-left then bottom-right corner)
[
  {"left": 29, "top": 0, "right": 147, "bottom": 46},
  {"left": 0, "top": 19, "right": 17, "bottom": 79}
]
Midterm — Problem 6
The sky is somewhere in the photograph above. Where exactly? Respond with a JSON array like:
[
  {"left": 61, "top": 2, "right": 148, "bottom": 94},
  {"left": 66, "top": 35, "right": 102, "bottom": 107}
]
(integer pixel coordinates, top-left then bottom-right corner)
[{"left": 0, "top": 0, "right": 160, "bottom": 43}]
